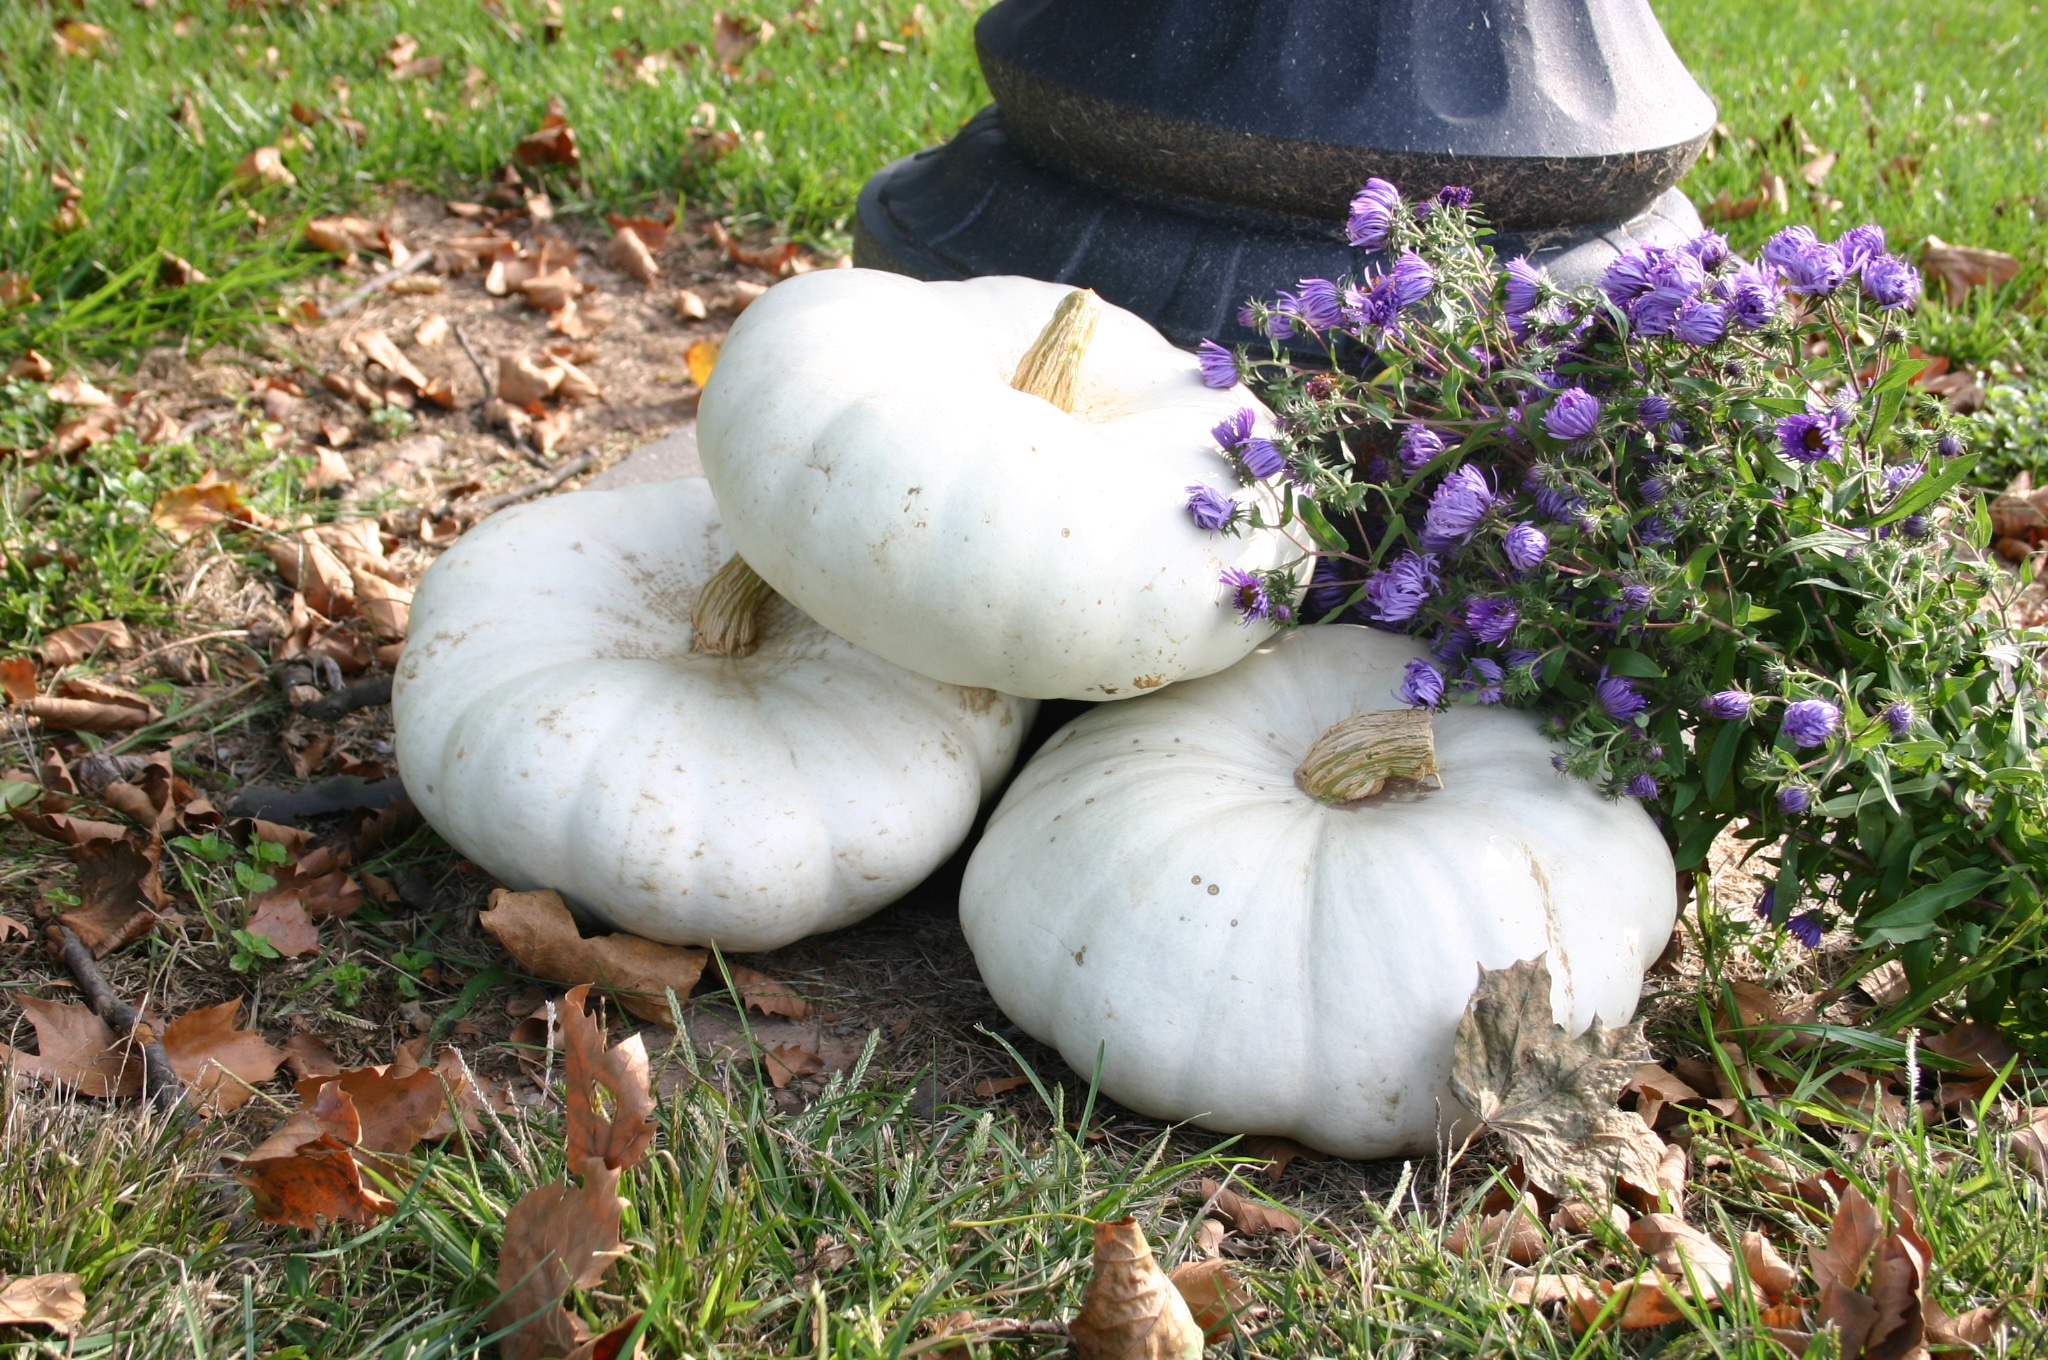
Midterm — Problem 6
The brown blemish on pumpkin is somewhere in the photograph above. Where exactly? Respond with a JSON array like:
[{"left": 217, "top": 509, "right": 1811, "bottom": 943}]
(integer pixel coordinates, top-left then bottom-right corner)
[
  {"left": 1132, "top": 674, "right": 1165, "bottom": 689},
  {"left": 958, "top": 686, "right": 1003, "bottom": 716}
]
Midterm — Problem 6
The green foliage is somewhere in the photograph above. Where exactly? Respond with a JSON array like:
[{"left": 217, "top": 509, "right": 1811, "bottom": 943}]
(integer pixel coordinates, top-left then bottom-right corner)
[
  {"left": 1970, "top": 364, "right": 2048, "bottom": 484},
  {"left": 1228, "top": 196, "right": 2048, "bottom": 1050}
]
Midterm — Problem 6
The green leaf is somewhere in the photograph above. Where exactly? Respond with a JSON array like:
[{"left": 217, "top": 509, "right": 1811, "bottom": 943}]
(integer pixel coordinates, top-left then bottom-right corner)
[
  {"left": 0, "top": 780, "right": 42, "bottom": 814},
  {"left": 1876, "top": 453, "right": 1977, "bottom": 526},
  {"left": 1295, "top": 498, "right": 1349, "bottom": 552},
  {"left": 1706, "top": 721, "right": 1745, "bottom": 798},
  {"left": 1602, "top": 648, "right": 1664, "bottom": 679},
  {"left": 1859, "top": 867, "right": 2002, "bottom": 944}
]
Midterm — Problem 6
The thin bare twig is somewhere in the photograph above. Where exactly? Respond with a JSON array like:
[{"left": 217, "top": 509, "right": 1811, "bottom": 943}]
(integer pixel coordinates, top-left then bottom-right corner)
[
  {"left": 452, "top": 321, "right": 494, "bottom": 405},
  {"left": 318, "top": 250, "right": 437, "bottom": 319},
  {"left": 458, "top": 452, "right": 594, "bottom": 517},
  {"left": 50, "top": 924, "right": 185, "bottom": 1115}
]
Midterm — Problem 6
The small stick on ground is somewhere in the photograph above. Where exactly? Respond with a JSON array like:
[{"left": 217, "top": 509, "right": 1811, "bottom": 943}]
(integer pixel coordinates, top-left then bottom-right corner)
[
  {"left": 50, "top": 924, "right": 185, "bottom": 1115},
  {"left": 453, "top": 321, "right": 494, "bottom": 405},
  {"left": 319, "top": 251, "right": 437, "bottom": 319},
  {"left": 296, "top": 673, "right": 394, "bottom": 722},
  {"left": 458, "top": 451, "right": 594, "bottom": 517}
]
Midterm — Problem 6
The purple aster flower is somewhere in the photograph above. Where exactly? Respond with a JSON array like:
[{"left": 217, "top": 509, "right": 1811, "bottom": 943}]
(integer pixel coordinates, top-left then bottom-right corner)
[
  {"left": 1221, "top": 568, "right": 1273, "bottom": 625},
  {"left": 1937, "top": 432, "right": 1967, "bottom": 458},
  {"left": 1781, "top": 698, "right": 1842, "bottom": 748},
  {"left": 1902, "top": 513, "right": 1931, "bottom": 537},
  {"left": 1543, "top": 388, "right": 1602, "bottom": 441},
  {"left": 1362, "top": 550, "right": 1441, "bottom": 624},
  {"left": 1597, "top": 670, "right": 1647, "bottom": 721},
  {"left": 1637, "top": 395, "right": 1672, "bottom": 425},
  {"left": 1504, "top": 258, "right": 1543, "bottom": 316},
  {"left": 1884, "top": 462, "right": 1924, "bottom": 493},
  {"left": 1682, "top": 230, "right": 1731, "bottom": 271},
  {"left": 1883, "top": 701, "right": 1915, "bottom": 737},
  {"left": 1631, "top": 290, "right": 1685, "bottom": 337},
  {"left": 1465, "top": 596, "right": 1519, "bottom": 645},
  {"left": 1619, "top": 583, "right": 1653, "bottom": 614},
  {"left": 1777, "top": 406, "right": 1853, "bottom": 464},
  {"left": 1836, "top": 224, "right": 1886, "bottom": 273},
  {"left": 1463, "top": 657, "right": 1505, "bottom": 704},
  {"left": 1397, "top": 657, "right": 1445, "bottom": 708},
  {"left": 1389, "top": 252, "right": 1436, "bottom": 306},
  {"left": 1533, "top": 485, "right": 1586, "bottom": 527},
  {"left": 1640, "top": 477, "right": 1667, "bottom": 504},
  {"left": 1505, "top": 648, "right": 1540, "bottom": 670},
  {"left": 1433, "top": 626, "right": 1474, "bottom": 662},
  {"left": 1238, "top": 438, "right": 1285, "bottom": 481},
  {"left": 1399, "top": 424, "right": 1446, "bottom": 472},
  {"left": 1196, "top": 340, "right": 1237, "bottom": 389},
  {"left": 1600, "top": 246, "right": 1664, "bottom": 307},
  {"left": 1503, "top": 522, "right": 1549, "bottom": 572},
  {"left": 1626, "top": 772, "right": 1660, "bottom": 798},
  {"left": 1639, "top": 515, "right": 1678, "bottom": 546},
  {"left": 1185, "top": 484, "right": 1236, "bottom": 532},
  {"left": 1346, "top": 178, "right": 1403, "bottom": 251},
  {"left": 1674, "top": 297, "right": 1729, "bottom": 345},
  {"left": 1702, "top": 690, "right": 1753, "bottom": 721},
  {"left": 1422, "top": 466, "right": 1496, "bottom": 547},
  {"left": 1420, "top": 184, "right": 1473, "bottom": 216},
  {"left": 1212, "top": 408, "right": 1256, "bottom": 450},
  {"left": 1778, "top": 785, "right": 1811, "bottom": 814},
  {"left": 1664, "top": 419, "right": 1693, "bottom": 445},
  {"left": 1754, "top": 886, "right": 1777, "bottom": 924},
  {"left": 1720, "top": 262, "right": 1784, "bottom": 329},
  {"left": 1861, "top": 253, "right": 1920, "bottom": 309},
  {"left": 1787, "top": 912, "right": 1824, "bottom": 948},
  {"left": 1764, "top": 225, "right": 1847, "bottom": 295},
  {"left": 1295, "top": 277, "right": 1345, "bottom": 331},
  {"left": 1650, "top": 249, "right": 1708, "bottom": 297}
]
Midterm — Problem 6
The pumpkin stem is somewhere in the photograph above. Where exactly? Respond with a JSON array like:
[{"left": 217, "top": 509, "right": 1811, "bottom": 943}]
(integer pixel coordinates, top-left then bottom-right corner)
[
  {"left": 690, "top": 554, "right": 778, "bottom": 659},
  {"left": 1010, "top": 288, "right": 1102, "bottom": 413},
  {"left": 1296, "top": 709, "right": 1442, "bottom": 803}
]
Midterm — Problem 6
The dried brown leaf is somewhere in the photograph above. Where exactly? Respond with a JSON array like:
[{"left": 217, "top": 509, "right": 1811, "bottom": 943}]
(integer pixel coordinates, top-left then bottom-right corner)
[
  {"left": 1238, "top": 1134, "right": 1324, "bottom": 1181},
  {"left": 1742, "top": 1230, "right": 1798, "bottom": 1303},
  {"left": 1447, "top": 1191, "right": 1548, "bottom": 1265},
  {"left": 1921, "top": 237, "right": 2021, "bottom": 306},
  {"left": 763, "top": 1042, "right": 824, "bottom": 1087},
  {"left": 515, "top": 119, "right": 580, "bottom": 168},
  {"left": 246, "top": 892, "right": 321, "bottom": 957},
  {"left": 973, "top": 1074, "right": 1030, "bottom": 1097},
  {"left": 0, "top": 1273, "right": 87, "bottom": 1332},
  {"left": 1198, "top": 1178, "right": 1300, "bottom": 1237},
  {"left": 1627, "top": 1214, "right": 1739, "bottom": 1298},
  {"left": 38, "top": 620, "right": 131, "bottom": 667},
  {"left": 1813, "top": 1182, "right": 1881, "bottom": 1296},
  {"left": 479, "top": 889, "right": 707, "bottom": 1024},
  {"left": 1069, "top": 1217, "right": 1204, "bottom": 1360},
  {"left": 162, "top": 999, "right": 286, "bottom": 1113},
  {"left": 606, "top": 227, "right": 659, "bottom": 285},
  {"left": 150, "top": 473, "right": 248, "bottom": 543},
  {"left": 0, "top": 995, "right": 142, "bottom": 1098},
  {"left": 46, "top": 374, "right": 111, "bottom": 408},
  {"left": 560, "top": 983, "right": 657, "bottom": 1172},
  {"left": 282, "top": 1032, "right": 343, "bottom": 1082},
  {"left": 357, "top": 328, "right": 430, "bottom": 391},
  {"left": 1448, "top": 954, "right": 1662, "bottom": 1200},
  {"left": 58, "top": 833, "right": 171, "bottom": 956},
  {"left": 236, "top": 1132, "right": 396, "bottom": 1229},
  {"left": 491, "top": 1159, "right": 629, "bottom": 1360},
  {"left": 233, "top": 146, "right": 296, "bottom": 192},
  {"left": 729, "top": 964, "right": 806, "bottom": 1018},
  {"left": 1168, "top": 1260, "right": 1251, "bottom": 1342}
]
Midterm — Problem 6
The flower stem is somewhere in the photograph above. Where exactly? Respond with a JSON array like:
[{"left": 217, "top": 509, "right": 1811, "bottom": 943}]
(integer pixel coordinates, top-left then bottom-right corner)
[
  {"left": 1296, "top": 708, "right": 1442, "bottom": 802},
  {"left": 690, "top": 554, "right": 778, "bottom": 658},
  {"left": 1009, "top": 288, "right": 1102, "bottom": 413}
]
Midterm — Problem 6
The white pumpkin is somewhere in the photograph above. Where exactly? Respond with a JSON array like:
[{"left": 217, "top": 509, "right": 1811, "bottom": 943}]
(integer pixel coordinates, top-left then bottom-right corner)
[
  {"left": 697, "top": 270, "right": 1299, "bottom": 702},
  {"left": 393, "top": 477, "right": 1036, "bottom": 952},
  {"left": 958, "top": 625, "right": 1677, "bottom": 1158}
]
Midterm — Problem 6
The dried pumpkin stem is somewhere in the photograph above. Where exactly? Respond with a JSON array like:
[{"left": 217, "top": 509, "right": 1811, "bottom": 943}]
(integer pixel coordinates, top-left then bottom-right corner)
[
  {"left": 1009, "top": 288, "right": 1102, "bottom": 413},
  {"left": 690, "top": 554, "right": 778, "bottom": 659},
  {"left": 1296, "top": 709, "right": 1442, "bottom": 803}
]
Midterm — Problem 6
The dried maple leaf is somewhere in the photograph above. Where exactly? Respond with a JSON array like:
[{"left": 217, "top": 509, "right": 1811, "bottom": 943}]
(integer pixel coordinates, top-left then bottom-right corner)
[
  {"left": 728, "top": 964, "right": 806, "bottom": 1019},
  {"left": 479, "top": 889, "right": 707, "bottom": 1023},
  {"left": 236, "top": 1131, "right": 396, "bottom": 1229},
  {"left": 357, "top": 328, "right": 430, "bottom": 391},
  {"left": 1069, "top": 1218, "right": 1204, "bottom": 1360},
  {"left": 762, "top": 1042, "right": 824, "bottom": 1088},
  {"left": 38, "top": 619, "right": 130, "bottom": 667},
  {"left": 973, "top": 1074, "right": 1030, "bottom": 1097},
  {"left": 150, "top": 472, "right": 248, "bottom": 543},
  {"left": 0, "top": 1273, "right": 87, "bottom": 1332},
  {"left": 1168, "top": 1260, "right": 1252, "bottom": 1342},
  {"left": 162, "top": 999, "right": 287, "bottom": 1113},
  {"left": 295, "top": 1066, "right": 445, "bottom": 1159},
  {"left": 1446, "top": 1190, "right": 1547, "bottom": 1265},
  {"left": 1921, "top": 237, "right": 2020, "bottom": 306},
  {"left": 1448, "top": 954, "right": 1665, "bottom": 1201},
  {"left": 515, "top": 113, "right": 580, "bottom": 167},
  {"left": 245, "top": 893, "right": 321, "bottom": 957},
  {"left": 1741, "top": 1230, "right": 1798, "bottom": 1303},
  {"left": 58, "top": 833, "right": 171, "bottom": 956},
  {"left": 606, "top": 227, "right": 658, "bottom": 285},
  {"left": 684, "top": 338, "right": 718, "bottom": 387},
  {"left": 24, "top": 677, "right": 159, "bottom": 733},
  {"left": 263, "top": 529, "right": 358, "bottom": 618},
  {"left": 1626, "top": 1214, "right": 1741, "bottom": 1299},
  {"left": 560, "top": 983, "right": 657, "bottom": 1173},
  {"left": 282, "top": 1032, "right": 343, "bottom": 1081},
  {"left": 1197, "top": 1178, "right": 1300, "bottom": 1237},
  {"left": 491, "top": 1159, "right": 630, "bottom": 1360},
  {"left": 0, "top": 995, "right": 142, "bottom": 1098},
  {"left": 0, "top": 658, "right": 32, "bottom": 703}
]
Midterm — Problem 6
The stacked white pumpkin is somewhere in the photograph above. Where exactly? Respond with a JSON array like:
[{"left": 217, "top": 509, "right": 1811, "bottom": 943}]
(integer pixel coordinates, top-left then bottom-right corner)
[{"left": 394, "top": 270, "right": 1677, "bottom": 1159}]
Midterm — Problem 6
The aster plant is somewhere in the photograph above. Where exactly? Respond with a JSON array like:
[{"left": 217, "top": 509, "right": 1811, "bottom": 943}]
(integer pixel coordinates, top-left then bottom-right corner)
[{"left": 1195, "top": 180, "right": 2048, "bottom": 1043}]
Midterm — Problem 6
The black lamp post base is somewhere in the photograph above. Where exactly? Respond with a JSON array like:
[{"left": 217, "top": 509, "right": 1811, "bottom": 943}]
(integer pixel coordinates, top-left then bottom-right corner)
[{"left": 854, "top": 107, "right": 1704, "bottom": 351}]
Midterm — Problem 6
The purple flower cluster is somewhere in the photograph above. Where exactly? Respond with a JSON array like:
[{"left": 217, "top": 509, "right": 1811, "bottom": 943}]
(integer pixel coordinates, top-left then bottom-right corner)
[
  {"left": 1464, "top": 596, "right": 1519, "bottom": 645},
  {"left": 1781, "top": 698, "right": 1841, "bottom": 748},
  {"left": 1361, "top": 550, "right": 1440, "bottom": 624},
  {"left": 1776, "top": 404, "right": 1855, "bottom": 465},
  {"left": 1542, "top": 388, "right": 1601, "bottom": 441},
  {"left": 1397, "top": 657, "right": 1445, "bottom": 707},
  {"left": 1422, "top": 466, "right": 1496, "bottom": 548},
  {"left": 1342, "top": 253, "right": 1435, "bottom": 334},
  {"left": 1598, "top": 234, "right": 1752, "bottom": 344},
  {"left": 1597, "top": 670, "right": 1647, "bottom": 721},
  {"left": 1759, "top": 223, "right": 1920, "bottom": 310},
  {"left": 1212, "top": 408, "right": 1285, "bottom": 480},
  {"left": 1345, "top": 178, "right": 1403, "bottom": 252},
  {"left": 1399, "top": 424, "right": 1446, "bottom": 472},
  {"left": 1185, "top": 483, "right": 1236, "bottom": 532}
]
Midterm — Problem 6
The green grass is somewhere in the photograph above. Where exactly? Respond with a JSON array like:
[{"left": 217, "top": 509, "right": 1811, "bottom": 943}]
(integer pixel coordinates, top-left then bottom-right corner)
[{"left": 0, "top": 0, "right": 992, "bottom": 364}]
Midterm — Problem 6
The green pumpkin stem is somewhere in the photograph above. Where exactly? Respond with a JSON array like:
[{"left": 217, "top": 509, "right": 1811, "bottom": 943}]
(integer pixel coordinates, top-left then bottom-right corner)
[
  {"left": 1010, "top": 288, "right": 1102, "bottom": 413},
  {"left": 690, "top": 554, "right": 779, "bottom": 658},
  {"left": 1296, "top": 709, "right": 1442, "bottom": 803}
]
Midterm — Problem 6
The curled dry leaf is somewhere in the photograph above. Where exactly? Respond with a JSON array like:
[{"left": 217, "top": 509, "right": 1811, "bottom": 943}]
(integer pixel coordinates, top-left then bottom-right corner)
[
  {"left": 515, "top": 113, "right": 580, "bottom": 167},
  {"left": 479, "top": 889, "right": 708, "bottom": 1024},
  {"left": 1198, "top": 1178, "right": 1301, "bottom": 1237},
  {"left": 0, "top": 995, "right": 142, "bottom": 1098},
  {"left": 1446, "top": 1190, "right": 1548, "bottom": 1265},
  {"left": 304, "top": 216, "right": 383, "bottom": 255},
  {"left": 162, "top": 999, "right": 287, "bottom": 1114},
  {"left": 1626, "top": 1214, "right": 1741, "bottom": 1299},
  {"left": 1921, "top": 237, "right": 2021, "bottom": 306},
  {"left": 59, "top": 833, "right": 172, "bottom": 956},
  {"left": 24, "top": 677, "right": 160, "bottom": 733},
  {"left": 673, "top": 288, "right": 708, "bottom": 322},
  {"left": 763, "top": 1042, "right": 825, "bottom": 1087},
  {"left": 705, "top": 218, "right": 799, "bottom": 274},
  {"left": 245, "top": 893, "right": 321, "bottom": 957},
  {"left": 973, "top": 1074, "right": 1030, "bottom": 1098},
  {"left": 0, "top": 658, "right": 33, "bottom": 703},
  {"left": 8, "top": 349, "right": 55, "bottom": 382},
  {"left": 1168, "top": 1260, "right": 1253, "bottom": 1342},
  {"left": 357, "top": 329, "right": 430, "bottom": 392},
  {"left": 491, "top": 1159, "right": 629, "bottom": 1360},
  {"left": 499, "top": 352, "right": 563, "bottom": 406},
  {"left": 37, "top": 616, "right": 134, "bottom": 668},
  {"left": 46, "top": 374, "right": 111, "bottom": 408},
  {"left": 0, "top": 1273, "right": 88, "bottom": 1333},
  {"left": 233, "top": 146, "right": 296, "bottom": 192},
  {"left": 263, "top": 531, "right": 356, "bottom": 618},
  {"left": 159, "top": 251, "right": 207, "bottom": 288},
  {"left": 728, "top": 964, "right": 806, "bottom": 1018},
  {"left": 1239, "top": 1134, "right": 1324, "bottom": 1181},
  {"left": 1741, "top": 1230, "right": 1798, "bottom": 1303},
  {"left": 236, "top": 1125, "right": 397, "bottom": 1230},
  {"left": 295, "top": 1066, "right": 445, "bottom": 1160},
  {"left": 519, "top": 269, "right": 584, "bottom": 313},
  {"left": 560, "top": 983, "right": 658, "bottom": 1173},
  {"left": 1068, "top": 1218, "right": 1204, "bottom": 1360},
  {"left": 2011, "top": 1107, "right": 2048, "bottom": 1181},
  {"left": 282, "top": 1032, "right": 343, "bottom": 1082},
  {"left": 606, "top": 227, "right": 659, "bottom": 285},
  {"left": 1449, "top": 954, "right": 1664, "bottom": 1202},
  {"left": 150, "top": 472, "right": 249, "bottom": 543}
]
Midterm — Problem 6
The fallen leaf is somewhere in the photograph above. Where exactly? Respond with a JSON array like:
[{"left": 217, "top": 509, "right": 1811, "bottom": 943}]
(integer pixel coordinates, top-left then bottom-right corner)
[
  {"left": 236, "top": 1130, "right": 396, "bottom": 1229},
  {"left": 304, "top": 216, "right": 382, "bottom": 255},
  {"left": 1740, "top": 1230, "right": 1797, "bottom": 1303},
  {"left": 45, "top": 374, "right": 110, "bottom": 408},
  {"left": 162, "top": 999, "right": 287, "bottom": 1113},
  {"left": 296, "top": 1065, "right": 445, "bottom": 1158},
  {"left": 1926, "top": 1297, "right": 2001, "bottom": 1347},
  {"left": 681, "top": 125, "right": 740, "bottom": 168},
  {"left": 973, "top": 1074, "right": 1030, "bottom": 1098},
  {"left": 150, "top": 473, "right": 249, "bottom": 543},
  {"left": 1239, "top": 1134, "right": 1324, "bottom": 1181},
  {"left": 705, "top": 218, "right": 799, "bottom": 274},
  {"left": 552, "top": 359, "right": 601, "bottom": 403},
  {"left": 0, "top": 275, "right": 40, "bottom": 309},
  {"left": 1198, "top": 1178, "right": 1300, "bottom": 1237},
  {"left": 262, "top": 530, "right": 357, "bottom": 618},
  {"left": 282, "top": 1032, "right": 343, "bottom": 1081},
  {"left": 57, "top": 834, "right": 171, "bottom": 955},
  {"left": 673, "top": 288, "right": 708, "bottom": 321},
  {"left": 763, "top": 1042, "right": 824, "bottom": 1087},
  {"left": 684, "top": 339, "right": 719, "bottom": 387},
  {"left": 1449, "top": 954, "right": 1664, "bottom": 1202},
  {"left": 23, "top": 677, "right": 159, "bottom": 733},
  {"left": 560, "top": 983, "right": 657, "bottom": 1172},
  {"left": 1922, "top": 1019, "right": 2017, "bottom": 1078},
  {"left": 491, "top": 1159, "right": 629, "bottom": 1360},
  {"left": 1069, "top": 1217, "right": 1204, "bottom": 1360},
  {"left": 606, "top": 228, "right": 659, "bottom": 286},
  {"left": 233, "top": 146, "right": 296, "bottom": 192},
  {"left": 499, "top": 352, "right": 564, "bottom": 405},
  {"left": 1627, "top": 1214, "right": 1740, "bottom": 1298},
  {"left": 1799, "top": 150, "right": 1838, "bottom": 187},
  {"left": 159, "top": 251, "right": 207, "bottom": 288},
  {"left": 518, "top": 268, "right": 584, "bottom": 313},
  {"left": 479, "top": 889, "right": 707, "bottom": 1023},
  {"left": 0, "top": 1273, "right": 87, "bottom": 1332},
  {"left": 1446, "top": 1190, "right": 1548, "bottom": 1265},
  {"left": 357, "top": 328, "right": 430, "bottom": 392},
  {"left": 0, "top": 995, "right": 141, "bottom": 1098},
  {"left": 1604, "top": 1271, "right": 1687, "bottom": 1330},
  {"left": 1812, "top": 1182, "right": 1881, "bottom": 1296},
  {"left": 711, "top": 12, "right": 772, "bottom": 68},
  {"left": 515, "top": 116, "right": 580, "bottom": 167},
  {"left": 603, "top": 212, "right": 671, "bottom": 250},
  {"left": 1507, "top": 1273, "right": 1591, "bottom": 1309},
  {"left": 531, "top": 405, "right": 577, "bottom": 454},
  {"left": 1921, "top": 237, "right": 2021, "bottom": 306},
  {"left": 52, "top": 19, "right": 111, "bottom": 58},
  {"left": 391, "top": 54, "right": 444, "bottom": 81},
  {"left": 8, "top": 349, "right": 55, "bottom": 381},
  {"left": 0, "top": 658, "right": 34, "bottom": 703},
  {"left": 2011, "top": 1107, "right": 2048, "bottom": 1180},
  {"left": 728, "top": 964, "right": 806, "bottom": 1018},
  {"left": 246, "top": 893, "right": 321, "bottom": 957},
  {"left": 1168, "top": 1259, "right": 1252, "bottom": 1342}
]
